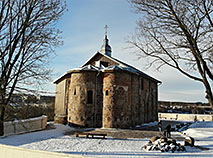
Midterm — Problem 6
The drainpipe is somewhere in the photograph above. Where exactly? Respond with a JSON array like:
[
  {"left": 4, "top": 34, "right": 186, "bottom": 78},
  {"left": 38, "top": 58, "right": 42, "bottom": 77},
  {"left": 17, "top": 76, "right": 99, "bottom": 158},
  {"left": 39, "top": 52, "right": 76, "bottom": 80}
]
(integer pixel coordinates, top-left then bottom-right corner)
[{"left": 94, "top": 71, "right": 101, "bottom": 127}]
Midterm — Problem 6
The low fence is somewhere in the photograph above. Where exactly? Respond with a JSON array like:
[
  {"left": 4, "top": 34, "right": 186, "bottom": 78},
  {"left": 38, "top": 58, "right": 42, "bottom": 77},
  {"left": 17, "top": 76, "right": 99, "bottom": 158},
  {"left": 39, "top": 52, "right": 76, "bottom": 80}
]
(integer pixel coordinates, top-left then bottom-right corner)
[
  {"left": 0, "top": 144, "right": 90, "bottom": 158},
  {"left": 158, "top": 113, "right": 213, "bottom": 121},
  {"left": 4, "top": 115, "right": 48, "bottom": 136}
]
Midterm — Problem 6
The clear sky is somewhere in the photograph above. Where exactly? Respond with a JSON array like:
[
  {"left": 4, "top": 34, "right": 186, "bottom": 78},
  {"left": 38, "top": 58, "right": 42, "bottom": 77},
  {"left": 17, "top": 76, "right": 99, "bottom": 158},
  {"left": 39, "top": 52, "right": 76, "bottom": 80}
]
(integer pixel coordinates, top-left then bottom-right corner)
[{"left": 46, "top": 0, "right": 208, "bottom": 103}]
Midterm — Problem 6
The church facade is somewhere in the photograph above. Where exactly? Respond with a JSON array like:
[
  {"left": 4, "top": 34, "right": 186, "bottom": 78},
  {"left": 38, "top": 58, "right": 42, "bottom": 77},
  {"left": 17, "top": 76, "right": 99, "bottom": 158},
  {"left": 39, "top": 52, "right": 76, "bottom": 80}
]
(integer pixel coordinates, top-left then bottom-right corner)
[{"left": 54, "top": 35, "right": 161, "bottom": 128}]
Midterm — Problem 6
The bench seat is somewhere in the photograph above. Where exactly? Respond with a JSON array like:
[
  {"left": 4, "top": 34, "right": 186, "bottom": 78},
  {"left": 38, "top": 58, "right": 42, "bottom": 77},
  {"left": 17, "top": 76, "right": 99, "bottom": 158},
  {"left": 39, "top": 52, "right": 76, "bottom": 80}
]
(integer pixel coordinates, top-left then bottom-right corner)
[{"left": 75, "top": 132, "right": 107, "bottom": 139}]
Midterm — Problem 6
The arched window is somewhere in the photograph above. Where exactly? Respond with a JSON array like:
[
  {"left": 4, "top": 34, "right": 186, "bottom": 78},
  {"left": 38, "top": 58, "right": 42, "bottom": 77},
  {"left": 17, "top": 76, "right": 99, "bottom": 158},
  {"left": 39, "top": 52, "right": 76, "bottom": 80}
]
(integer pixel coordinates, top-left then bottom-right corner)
[
  {"left": 105, "top": 90, "right": 109, "bottom": 96},
  {"left": 87, "top": 90, "right": 93, "bottom": 104},
  {"left": 74, "top": 88, "right": 76, "bottom": 95}
]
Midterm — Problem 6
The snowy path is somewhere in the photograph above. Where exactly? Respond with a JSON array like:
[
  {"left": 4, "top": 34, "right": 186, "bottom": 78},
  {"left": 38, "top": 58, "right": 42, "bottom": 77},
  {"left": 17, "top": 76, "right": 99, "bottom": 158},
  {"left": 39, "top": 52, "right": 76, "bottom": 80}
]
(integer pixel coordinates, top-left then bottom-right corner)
[{"left": 0, "top": 122, "right": 213, "bottom": 157}]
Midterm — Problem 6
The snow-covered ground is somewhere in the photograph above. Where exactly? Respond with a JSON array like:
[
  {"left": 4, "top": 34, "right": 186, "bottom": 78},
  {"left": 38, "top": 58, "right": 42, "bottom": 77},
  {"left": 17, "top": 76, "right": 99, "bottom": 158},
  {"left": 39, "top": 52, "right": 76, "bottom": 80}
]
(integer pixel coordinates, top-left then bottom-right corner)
[{"left": 0, "top": 122, "right": 213, "bottom": 158}]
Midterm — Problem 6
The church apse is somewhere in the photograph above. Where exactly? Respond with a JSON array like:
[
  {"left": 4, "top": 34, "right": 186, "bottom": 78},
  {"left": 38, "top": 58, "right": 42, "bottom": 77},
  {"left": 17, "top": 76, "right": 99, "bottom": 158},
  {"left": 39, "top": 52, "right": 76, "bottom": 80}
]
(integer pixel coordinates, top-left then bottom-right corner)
[{"left": 68, "top": 71, "right": 101, "bottom": 127}]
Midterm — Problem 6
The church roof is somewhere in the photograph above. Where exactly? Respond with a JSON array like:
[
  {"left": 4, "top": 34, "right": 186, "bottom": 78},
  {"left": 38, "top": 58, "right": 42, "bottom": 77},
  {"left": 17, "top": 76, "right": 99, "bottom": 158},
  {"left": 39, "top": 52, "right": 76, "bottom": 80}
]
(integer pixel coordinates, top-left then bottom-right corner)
[
  {"left": 82, "top": 52, "right": 161, "bottom": 83},
  {"left": 67, "top": 64, "right": 100, "bottom": 72},
  {"left": 54, "top": 52, "right": 161, "bottom": 84},
  {"left": 53, "top": 64, "right": 100, "bottom": 84}
]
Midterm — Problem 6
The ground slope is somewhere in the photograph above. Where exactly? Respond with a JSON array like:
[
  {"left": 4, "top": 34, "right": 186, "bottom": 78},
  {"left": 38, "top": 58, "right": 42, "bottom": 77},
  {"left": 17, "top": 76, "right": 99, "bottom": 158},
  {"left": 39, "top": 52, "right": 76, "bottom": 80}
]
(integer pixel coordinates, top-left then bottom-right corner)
[{"left": 0, "top": 121, "right": 212, "bottom": 158}]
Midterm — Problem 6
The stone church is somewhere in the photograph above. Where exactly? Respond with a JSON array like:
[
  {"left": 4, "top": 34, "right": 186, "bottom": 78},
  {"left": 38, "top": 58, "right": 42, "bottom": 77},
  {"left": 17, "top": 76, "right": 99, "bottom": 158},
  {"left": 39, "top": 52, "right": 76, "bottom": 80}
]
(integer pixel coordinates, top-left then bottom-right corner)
[{"left": 54, "top": 33, "right": 161, "bottom": 128}]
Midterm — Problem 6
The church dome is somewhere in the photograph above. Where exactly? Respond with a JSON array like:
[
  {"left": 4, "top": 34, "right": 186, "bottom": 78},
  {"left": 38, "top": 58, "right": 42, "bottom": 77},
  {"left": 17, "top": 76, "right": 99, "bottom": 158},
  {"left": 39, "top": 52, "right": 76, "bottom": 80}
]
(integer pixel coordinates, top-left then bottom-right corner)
[{"left": 100, "top": 35, "right": 112, "bottom": 57}]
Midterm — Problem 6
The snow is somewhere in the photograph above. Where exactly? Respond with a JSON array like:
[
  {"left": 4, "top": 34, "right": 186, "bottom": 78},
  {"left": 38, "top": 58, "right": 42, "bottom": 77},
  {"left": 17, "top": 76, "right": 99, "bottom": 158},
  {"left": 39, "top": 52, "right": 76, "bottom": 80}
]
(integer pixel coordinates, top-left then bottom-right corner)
[
  {"left": 135, "top": 121, "right": 158, "bottom": 128},
  {"left": 0, "top": 122, "right": 213, "bottom": 157},
  {"left": 181, "top": 121, "right": 213, "bottom": 151}
]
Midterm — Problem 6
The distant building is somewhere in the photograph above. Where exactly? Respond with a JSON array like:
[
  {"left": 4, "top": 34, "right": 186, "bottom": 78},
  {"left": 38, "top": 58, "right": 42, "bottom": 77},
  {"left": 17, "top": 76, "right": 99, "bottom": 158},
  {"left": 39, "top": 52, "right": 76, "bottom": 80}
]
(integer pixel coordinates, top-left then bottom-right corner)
[
  {"left": 6, "top": 94, "right": 54, "bottom": 107},
  {"left": 36, "top": 95, "right": 55, "bottom": 104},
  {"left": 8, "top": 94, "right": 22, "bottom": 103},
  {"left": 158, "top": 101, "right": 211, "bottom": 114},
  {"left": 54, "top": 34, "right": 161, "bottom": 128}
]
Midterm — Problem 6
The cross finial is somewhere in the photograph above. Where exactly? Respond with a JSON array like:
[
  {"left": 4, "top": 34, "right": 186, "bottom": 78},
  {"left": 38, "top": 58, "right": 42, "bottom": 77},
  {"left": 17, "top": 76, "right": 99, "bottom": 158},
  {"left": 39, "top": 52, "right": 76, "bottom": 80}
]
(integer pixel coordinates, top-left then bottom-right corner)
[{"left": 104, "top": 25, "right": 108, "bottom": 36}]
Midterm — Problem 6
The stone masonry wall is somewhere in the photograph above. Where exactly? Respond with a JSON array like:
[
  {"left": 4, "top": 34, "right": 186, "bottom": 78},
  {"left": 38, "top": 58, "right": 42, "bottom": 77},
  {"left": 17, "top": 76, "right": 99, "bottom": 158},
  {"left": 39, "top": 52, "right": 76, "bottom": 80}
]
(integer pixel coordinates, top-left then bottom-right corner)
[
  {"left": 68, "top": 71, "right": 101, "bottom": 127},
  {"left": 54, "top": 79, "right": 68, "bottom": 124},
  {"left": 93, "top": 72, "right": 103, "bottom": 127},
  {"left": 130, "top": 74, "right": 139, "bottom": 127},
  {"left": 113, "top": 71, "right": 132, "bottom": 128},
  {"left": 141, "top": 78, "right": 158, "bottom": 123},
  {"left": 102, "top": 70, "right": 158, "bottom": 128},
  {"left": 56, "top": 70, "right": 158, "bottom": 128},
  {"left": 102, "top": 72, "right": 116, "bottom": 128},
  {"left": 130, "top": 75, "right": 158, "bottom": 126}
]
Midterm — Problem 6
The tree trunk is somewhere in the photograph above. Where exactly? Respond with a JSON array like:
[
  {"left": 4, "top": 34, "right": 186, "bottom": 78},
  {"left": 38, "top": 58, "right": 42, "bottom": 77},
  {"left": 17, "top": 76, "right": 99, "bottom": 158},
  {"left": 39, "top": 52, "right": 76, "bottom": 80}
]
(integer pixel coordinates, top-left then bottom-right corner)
[
  {"left": 0, "top": 104, "right": 5, "bottom": 136},
  {"left": 206, "top": 92, "right": 213, "bottom": 107},
  {"left": 203, "top": 79, "right": 213, "bottom": 107},
  {"left": 0, "top": 121, "right": 3, "bottom": 136},
  {"left": 195, "top": 56, "right": 213, "bottom": 107}
]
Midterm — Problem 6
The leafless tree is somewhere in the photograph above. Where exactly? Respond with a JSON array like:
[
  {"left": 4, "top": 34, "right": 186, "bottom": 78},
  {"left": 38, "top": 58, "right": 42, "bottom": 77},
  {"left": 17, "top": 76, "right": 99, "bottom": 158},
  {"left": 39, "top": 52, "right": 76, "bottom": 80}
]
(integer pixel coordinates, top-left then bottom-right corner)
[
  {"left": 0, "top": 0, "right": 66, "bottom": 135},
  {"left": 128, "top": 0, "right": 213, "bottom": 107}
]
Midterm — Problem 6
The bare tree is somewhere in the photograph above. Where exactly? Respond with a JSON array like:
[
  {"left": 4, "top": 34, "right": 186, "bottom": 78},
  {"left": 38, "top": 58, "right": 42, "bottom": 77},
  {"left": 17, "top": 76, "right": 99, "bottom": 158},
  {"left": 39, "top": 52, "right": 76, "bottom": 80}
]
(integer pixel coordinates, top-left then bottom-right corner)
[
  {"left": 0, "top": 0, "right": 66, "bottom": 135},
  {"left": 128, "top": 0, "right": 213, "bottom": 106}
]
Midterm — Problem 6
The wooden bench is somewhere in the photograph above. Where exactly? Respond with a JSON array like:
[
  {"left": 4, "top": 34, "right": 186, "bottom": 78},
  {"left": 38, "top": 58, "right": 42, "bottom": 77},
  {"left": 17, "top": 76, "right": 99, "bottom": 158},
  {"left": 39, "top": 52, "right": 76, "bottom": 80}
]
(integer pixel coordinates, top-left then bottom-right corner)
[
  {"left": 75, "top": 132, "right": 90, "bottom": 138},
  {"left": 75, "top": 132, "right": 107, "bottom": 139},
  {"left": 159, "top": 114, "right": 167, "bottom": 120},
  {"left": 170, "top": 115, "right": 178, "bottom": 120}
]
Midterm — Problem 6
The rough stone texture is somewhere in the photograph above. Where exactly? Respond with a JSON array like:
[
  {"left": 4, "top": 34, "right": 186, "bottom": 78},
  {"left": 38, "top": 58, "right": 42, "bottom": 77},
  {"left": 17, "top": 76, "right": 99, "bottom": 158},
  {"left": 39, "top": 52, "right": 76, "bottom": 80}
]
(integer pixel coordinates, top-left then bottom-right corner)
[
  {"left": 131, "top": 74, "right": 140, "bottom": 127},
  {"left": 184, "top": 137, "right": 195, "bottom": 147},
  {"left": 54, "top": 116, "right": 67, "bottom": 124},
  {"left": 54, "top": 79, "right": 68, "bottom": 124},
  {"left": 144, "top": 137, "right": 186, "bottom": 152},
  {"left": 54, "top": 69, "right": 158, "bottom": 128},
  {"left": 54, "top": 53, "right": 159, "bottom": 128},
  {"left": 102, "top": 70, "right": 158, "bottom": 128},
  {"left": 103, "top": 72, "right": 116, "bottom": 128},
  {"left": 68, "top": 71, "right": 103, "bottom": 127},
  {"left": 103, "top": 71, "right": 132, "bottom": 128}
]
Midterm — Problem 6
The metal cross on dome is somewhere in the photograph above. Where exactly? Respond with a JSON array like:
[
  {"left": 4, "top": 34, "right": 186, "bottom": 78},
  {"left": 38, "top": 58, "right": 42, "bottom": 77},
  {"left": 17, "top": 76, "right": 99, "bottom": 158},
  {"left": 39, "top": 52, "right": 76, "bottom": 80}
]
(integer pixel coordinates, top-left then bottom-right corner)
[{"left": 104, "top": 25, "right": 108, "bottom": 36}]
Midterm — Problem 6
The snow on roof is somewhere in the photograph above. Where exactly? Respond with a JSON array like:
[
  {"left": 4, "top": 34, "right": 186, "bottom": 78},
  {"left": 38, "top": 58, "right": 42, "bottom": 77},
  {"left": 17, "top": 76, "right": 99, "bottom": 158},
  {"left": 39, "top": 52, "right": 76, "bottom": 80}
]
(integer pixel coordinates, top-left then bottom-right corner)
[
  {"left": 53, "top": 72, "right": 67, "bottom": 84},
  {"left": 108, "top": 55, "right": 161, "bottom": 83},
  {"left": 53, "top": 65, "right": 100, "bottom": 83},
  {"left": 54, "top": 52, "right": 161, "bottom": 84},
  {"left": 68, "top": 64, "right": 100, "bottom": 72},
  {"left": 83, "top": 52, "right": 161, "bottom": 83},
  {"left": 103, "top": 65, "right": 139, "bottom": 73}
]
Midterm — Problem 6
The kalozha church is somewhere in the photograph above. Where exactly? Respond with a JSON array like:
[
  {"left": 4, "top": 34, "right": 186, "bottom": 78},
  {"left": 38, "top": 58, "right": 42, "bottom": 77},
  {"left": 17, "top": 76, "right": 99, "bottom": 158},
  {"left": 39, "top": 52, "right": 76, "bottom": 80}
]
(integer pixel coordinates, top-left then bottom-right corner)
[{"left": 54, "top": 28, "right": 161, "bottom": 128}]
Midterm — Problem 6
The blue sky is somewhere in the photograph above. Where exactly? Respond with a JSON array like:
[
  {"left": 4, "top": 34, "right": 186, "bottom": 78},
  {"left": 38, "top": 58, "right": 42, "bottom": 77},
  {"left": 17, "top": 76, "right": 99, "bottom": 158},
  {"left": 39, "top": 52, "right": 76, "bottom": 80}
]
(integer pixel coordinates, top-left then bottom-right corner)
[{"left": 47, "top": 0, "right": 208, "bottom": 103}]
